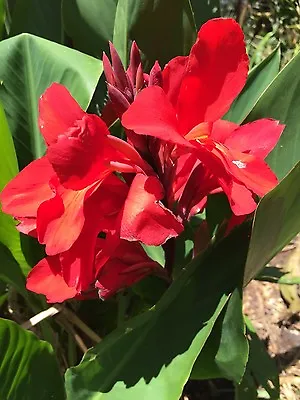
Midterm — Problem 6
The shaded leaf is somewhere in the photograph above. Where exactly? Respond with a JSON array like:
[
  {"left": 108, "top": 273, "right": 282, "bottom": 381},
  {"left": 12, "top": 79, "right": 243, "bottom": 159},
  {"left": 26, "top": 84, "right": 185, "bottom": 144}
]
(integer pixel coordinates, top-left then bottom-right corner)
[
  {"left": 244, "top": 162, "right": 300, "bottom": 283},
  {"left": 225, "top": 46, "right": 281, "bottom": 124},
  {"left": 63, "top": 0, "right": 196, "bottom": 68},
  {"left": 0, "top": 318, "right": 65, "bottom": 400},
  {"left": 0, "top": 0, "right": 5, "bottom": 38},
  {"left": 191, "top": 288, "right": 248, "bottom": 383},
  {"left": 246, "top": 49, "right": 300, "bottom": 180},
  {"left": 0, "top": 243, "right": 27, "bottom": 298},
  {"left": 65, "top": 224, "right": 250, "bottom": 400},
  {"left": 10, "top": 0, "right": 63, "bottom": 43},
  {"left": 62, "top": 0, "right": 117, "bottom": 57},
  {"left": 256, "top": 266, "right": 300, "bottom": 285},
  {"left": 190, "top": 0, "right": 220, "bottom": 29}
]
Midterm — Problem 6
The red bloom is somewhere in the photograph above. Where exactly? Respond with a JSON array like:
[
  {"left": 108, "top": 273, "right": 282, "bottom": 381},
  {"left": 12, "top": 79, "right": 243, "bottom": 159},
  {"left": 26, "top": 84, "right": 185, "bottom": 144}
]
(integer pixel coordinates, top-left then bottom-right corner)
[
  {"left": 1, "top": 83, "right": 182, "bottom": 301},
  {"left": 27, "top": 238, "right": 162, "bottom": 303},
  {"left": 122, "top": 19, "right": 284, "bottom": 215}
]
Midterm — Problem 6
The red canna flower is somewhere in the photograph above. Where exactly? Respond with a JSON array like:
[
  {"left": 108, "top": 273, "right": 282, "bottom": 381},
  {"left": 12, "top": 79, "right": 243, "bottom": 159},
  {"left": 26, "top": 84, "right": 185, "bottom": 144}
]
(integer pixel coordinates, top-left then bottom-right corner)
[
  {"left": 1, "top": 83, "right": 183, "bottom": 301},
  {"left": 121, "top": 18, "right": 284, "bottom": 216},
  {"left": 26, "top": 238, "right": 162, "bottom": 303}
]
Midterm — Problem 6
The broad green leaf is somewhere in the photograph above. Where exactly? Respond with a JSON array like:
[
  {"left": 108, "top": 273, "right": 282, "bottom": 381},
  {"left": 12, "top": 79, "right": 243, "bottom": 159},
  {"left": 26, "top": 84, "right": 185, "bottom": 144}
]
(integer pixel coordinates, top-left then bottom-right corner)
[
  {"left": 225, "top": 46, "right": 281, "bottom": 124},
  {"left": 0, "top": 318, "right": 65, "bottom": 400},
  {"left": 190, "top": 0, "right": 220, "bottom": 29},
  {"left": 244, "top": 162, "right": 300, "bottom": 284},
  {"left": 65, "top": 224, "right": 250, "bottom": 400},
  {"left": 191, "top": 288, "right": 248, "bottom": 383},
  {"left": 63, "top": 0, "right": 196, "bottom": 68},
  {"left": 0, "top": 102, "right": 30, "bottom": 273},
  {"left": 0, "top": 34, "right": 102, "bottom": 168},
  {"left": 112, "top": 0, "right": 130, "bottom": 66},
  {"left": 246, "top": 49, "right": 300, "bottom": 180},
  {"left": 235, "top": 318, "right": 279, "bottom": 400},
  {"left": 10, "top": 0, "right": 63, "bottom": 43}
]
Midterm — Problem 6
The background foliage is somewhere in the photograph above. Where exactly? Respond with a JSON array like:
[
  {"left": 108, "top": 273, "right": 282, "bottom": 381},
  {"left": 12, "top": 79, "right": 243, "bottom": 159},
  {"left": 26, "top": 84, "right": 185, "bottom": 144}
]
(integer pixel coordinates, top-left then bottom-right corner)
[{"left": 0, "top": 1, "right": 299, "bottom": 399}]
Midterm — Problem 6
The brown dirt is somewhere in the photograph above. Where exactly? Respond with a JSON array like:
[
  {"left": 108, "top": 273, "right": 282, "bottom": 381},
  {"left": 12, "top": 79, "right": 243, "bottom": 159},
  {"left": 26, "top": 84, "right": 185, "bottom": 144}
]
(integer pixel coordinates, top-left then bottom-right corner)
[{"left": 244, "top": 235, "right": 300, "bottom": 400}]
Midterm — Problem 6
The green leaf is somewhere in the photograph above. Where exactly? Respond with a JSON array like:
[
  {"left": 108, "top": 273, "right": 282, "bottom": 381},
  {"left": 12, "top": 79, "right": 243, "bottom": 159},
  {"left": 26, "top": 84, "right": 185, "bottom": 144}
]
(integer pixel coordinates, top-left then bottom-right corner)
[
  {"left": 191, "top": 288, "right": 248, "bottom": 383},
  {"left": 0, "top": 34, "right": 102, "bottom": 168},
  {"left": 141, "top": 244, "right": 165, "bottom": 267},
  {"left": 256, "top": 266, "right": 300, "bottom": 285},
  {"left": 173, "top": 226, "right": 194, "bottom": 278},
  {"left": 244, "top": 161, "right": 300, "bottom": 284},
  {"left": 0, "top": 318, "right": 65, "bottom": 400},
  {"left": 10, "top": 0, "right": 63, "bottom": 43},
  {"left": 206, "top": 193, "right": 231, "bottom": 236},
  {"left": 62, "top": 0, "right": 117, "bottom": 57},
  {"left": 235, "top": 318, "right": 279, "bottom": 400},
  {"left": 0, "top": 0, "right": 5, "bottom": 38},
  {"left": 65, "top": 224, "right": 250, "bottom": 400},
  {"left": 63, "top": 0, "right": 196, "bottom": 68},
  {"left": 0, "top": 243, "right": 27, "bottom": 298},
  {"left": 246, "top": 49, "right": 300, "bottom": 180},
  {"left": 225, "top": 46, "right": 281, "bottom": 124},
  {"left": 190, "top": 0, "right": 220, "bottom": 29},
  {"left": 0, "top": 102, "right": 31, "bottom": 274}
]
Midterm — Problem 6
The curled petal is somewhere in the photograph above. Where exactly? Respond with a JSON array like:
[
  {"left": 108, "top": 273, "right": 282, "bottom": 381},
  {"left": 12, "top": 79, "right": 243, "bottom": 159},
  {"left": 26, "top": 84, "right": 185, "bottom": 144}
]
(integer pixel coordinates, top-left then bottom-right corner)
[
  {"left": 39, "top": 83, "right": 84, "bottom": 146},
  {"left": 120, "top": 174, "right": 183, "bottom": 245},
  {"left": 37, "top": 185, "right": 89, "bottom": 255},
  {"left": 229, "top": 181, "right": 257, "bottom": 216},
  {"left": 26, "top": 256, "right": 77, "bottom": 303},
  {"left": 46, "top": 114, "right": 112, "bottom": 190},
  {"left": 95, "top": 240, "right": 160, "bottom": 299}
]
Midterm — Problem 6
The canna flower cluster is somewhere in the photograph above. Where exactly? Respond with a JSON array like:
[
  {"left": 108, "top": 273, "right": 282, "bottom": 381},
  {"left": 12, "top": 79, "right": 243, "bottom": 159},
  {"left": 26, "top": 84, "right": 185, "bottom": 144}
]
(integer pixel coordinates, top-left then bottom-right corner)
[{"left": 1, "top": 19, "right": 284, "bottom": 303}]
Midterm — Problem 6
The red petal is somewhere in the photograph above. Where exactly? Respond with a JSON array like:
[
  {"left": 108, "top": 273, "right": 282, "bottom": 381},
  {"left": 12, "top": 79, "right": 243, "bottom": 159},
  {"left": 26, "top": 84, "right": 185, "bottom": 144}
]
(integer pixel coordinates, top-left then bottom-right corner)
[
  {"left": 120, "top": 174, "right": 183, "bottom": 245},
  {"left": 17, "top": 218, "right": 37, "bottom": 236},
  {"left": 39, "top": 83, "right": 85, "bottom": 146},
  {"left": 162, "top": 56, "right": 188, "bottom": 108},
  {"left": 177, "top": 18, "right": 249, "bottom": 133},
  {"left": 46, "top": 114, "right": 112, "bottom": 190},
  {"left": 60, "top": 176, "right": 127, "bottom": 291},
  {"left": 26, "top": 256, "right": 77, "bottom": 303},
  {"left": 37, "top": 185, "right": 89, "bottom": 255},
  {"left": 229, "top": 181, "right": 257, "bottom": 216},
  {"left": 224, "top": 119, "right": 284, "bottom": 159},
  {"left": 95, "top": 240, "right": 159, "bottom": 299},
  {"left": 210, "top": 119, "right": 239, "bottom": 143},
  {"left": 216, "top": 147, "right": 278, "bottom": 197},
  {"left": 122, "top": 86, "right": 190, "bottom": 147},
  {"left": 1, "top": 157, "right": 54, "bottom": 218},
  {"left": 192, "top": 141, "right": 255, "bottom": 215}
]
